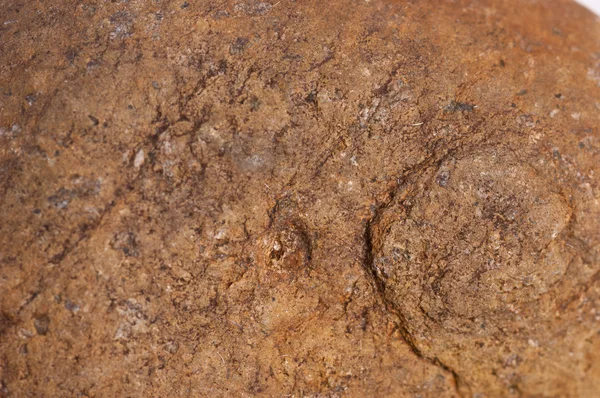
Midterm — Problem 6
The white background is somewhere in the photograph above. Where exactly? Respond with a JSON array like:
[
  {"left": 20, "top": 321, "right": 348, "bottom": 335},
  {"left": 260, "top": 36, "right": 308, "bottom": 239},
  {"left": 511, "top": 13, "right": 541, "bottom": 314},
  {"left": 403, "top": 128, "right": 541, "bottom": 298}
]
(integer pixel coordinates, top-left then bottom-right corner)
[{"left": 578, "top": 0, "right": 600, "bottom": 15}]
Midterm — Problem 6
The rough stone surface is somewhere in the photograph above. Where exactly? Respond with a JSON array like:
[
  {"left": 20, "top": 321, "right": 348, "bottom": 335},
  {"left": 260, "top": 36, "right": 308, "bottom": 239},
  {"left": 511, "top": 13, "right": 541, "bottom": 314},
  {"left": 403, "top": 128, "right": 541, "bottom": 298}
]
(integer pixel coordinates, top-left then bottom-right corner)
[{"left": 1, "top": 0, "right": 600, "bottom": 396}]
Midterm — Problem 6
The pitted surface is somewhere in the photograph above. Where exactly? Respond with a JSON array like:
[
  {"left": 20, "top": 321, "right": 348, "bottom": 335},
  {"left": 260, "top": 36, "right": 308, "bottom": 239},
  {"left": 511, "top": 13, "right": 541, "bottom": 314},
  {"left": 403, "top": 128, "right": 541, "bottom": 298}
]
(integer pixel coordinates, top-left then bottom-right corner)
[{"left": 1, "top": 0, "right": 600, "bottom": 397}]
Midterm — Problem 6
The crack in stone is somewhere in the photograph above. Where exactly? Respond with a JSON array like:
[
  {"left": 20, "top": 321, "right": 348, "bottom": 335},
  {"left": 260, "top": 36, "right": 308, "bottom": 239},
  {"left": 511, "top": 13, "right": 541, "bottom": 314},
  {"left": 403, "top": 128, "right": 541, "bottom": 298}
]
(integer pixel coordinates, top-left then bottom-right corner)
[
  {"left": 357, "top": 131, "right": 496, "bottom": 396},
  {"left": 362, "top": 162, "right": 467, "bottom": 398}
]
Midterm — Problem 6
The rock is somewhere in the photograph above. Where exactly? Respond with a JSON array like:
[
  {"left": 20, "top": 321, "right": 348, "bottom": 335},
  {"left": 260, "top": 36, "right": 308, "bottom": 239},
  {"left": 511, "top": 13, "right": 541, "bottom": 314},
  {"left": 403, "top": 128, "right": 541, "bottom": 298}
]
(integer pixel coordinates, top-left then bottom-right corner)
[{"left": 1, "top": 0, "right": 599, "bottom": 396}]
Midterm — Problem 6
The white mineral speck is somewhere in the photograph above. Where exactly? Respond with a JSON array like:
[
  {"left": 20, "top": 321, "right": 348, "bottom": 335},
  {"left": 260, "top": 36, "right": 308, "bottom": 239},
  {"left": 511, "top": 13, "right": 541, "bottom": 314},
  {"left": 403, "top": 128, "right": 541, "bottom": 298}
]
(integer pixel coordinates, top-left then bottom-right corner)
[{"left": 134, "top": 149, "right": 145, "bottom": 168}]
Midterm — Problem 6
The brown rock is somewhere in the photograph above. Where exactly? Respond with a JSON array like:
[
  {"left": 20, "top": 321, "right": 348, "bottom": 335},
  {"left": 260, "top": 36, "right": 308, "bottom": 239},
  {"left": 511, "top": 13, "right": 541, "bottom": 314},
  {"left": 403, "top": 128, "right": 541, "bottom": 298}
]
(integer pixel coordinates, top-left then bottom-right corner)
[{"left": 1, "top": 0, "right": 599, "bottom": 396}]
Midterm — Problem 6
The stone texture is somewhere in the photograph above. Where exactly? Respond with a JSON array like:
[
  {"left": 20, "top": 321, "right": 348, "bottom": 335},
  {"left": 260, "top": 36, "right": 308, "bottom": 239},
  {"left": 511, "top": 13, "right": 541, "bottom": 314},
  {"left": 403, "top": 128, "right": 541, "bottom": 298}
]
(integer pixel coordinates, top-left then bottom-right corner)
[{"left": 1, "top": 0, "right": 600, "bottom": 396}]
